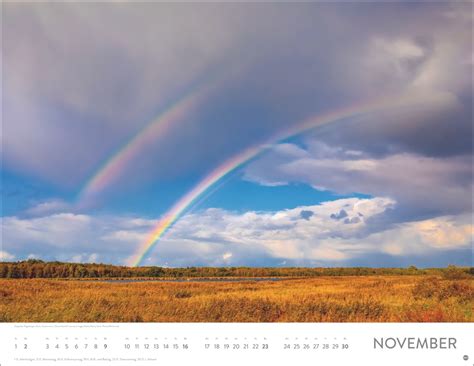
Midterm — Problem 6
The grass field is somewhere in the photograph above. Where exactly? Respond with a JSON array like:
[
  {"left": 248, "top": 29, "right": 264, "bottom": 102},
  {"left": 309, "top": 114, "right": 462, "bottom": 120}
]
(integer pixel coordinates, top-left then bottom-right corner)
[{"left": 0, "top": 276, "right": 472, "bottom": 322}]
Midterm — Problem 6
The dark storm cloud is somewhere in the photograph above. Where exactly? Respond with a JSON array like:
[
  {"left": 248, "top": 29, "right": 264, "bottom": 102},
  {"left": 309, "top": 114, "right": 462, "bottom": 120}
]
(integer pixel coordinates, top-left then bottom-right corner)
[
  {"left": 3, "top": 2, "right": 471, "bottom": 194},
  {"left": 308, "top": 99, "right": 472, "bottom": 159}
]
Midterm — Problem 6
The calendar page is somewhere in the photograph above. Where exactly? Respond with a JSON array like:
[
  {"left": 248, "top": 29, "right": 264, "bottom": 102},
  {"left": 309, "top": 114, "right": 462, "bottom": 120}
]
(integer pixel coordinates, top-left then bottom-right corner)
[
  {"left": 0, "top": 323, "right": 472, "bottom": 366},
  {"left": 1, "top": 1, "right": 473, "bottom": 366}
]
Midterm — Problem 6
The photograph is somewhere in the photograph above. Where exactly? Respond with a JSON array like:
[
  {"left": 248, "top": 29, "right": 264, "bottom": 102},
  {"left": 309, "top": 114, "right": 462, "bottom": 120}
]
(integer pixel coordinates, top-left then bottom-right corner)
[{"left": 0, "top": 1, "right": 472, "bottom": 365}]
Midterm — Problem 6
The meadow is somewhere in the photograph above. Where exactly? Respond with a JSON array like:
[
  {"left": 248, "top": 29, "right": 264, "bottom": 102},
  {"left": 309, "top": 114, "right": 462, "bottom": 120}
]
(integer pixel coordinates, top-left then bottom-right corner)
[{"left": 0, "top": 275, "right": 472, "bottom": 322}]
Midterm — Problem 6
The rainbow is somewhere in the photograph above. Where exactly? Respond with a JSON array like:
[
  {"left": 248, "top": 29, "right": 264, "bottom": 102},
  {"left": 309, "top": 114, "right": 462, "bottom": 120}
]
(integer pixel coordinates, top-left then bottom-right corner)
[
  {"left": 77, "top": 81, "right": 217, "bottom": 206},
  {"left": 129, "top": 92, "right": 421, "bottom": 266},
  {"left": 129, "top": 145, "right": 262, "bottom": 266},
  {"left": 130, "top": 93, "right": 418, "bottom": 266}
]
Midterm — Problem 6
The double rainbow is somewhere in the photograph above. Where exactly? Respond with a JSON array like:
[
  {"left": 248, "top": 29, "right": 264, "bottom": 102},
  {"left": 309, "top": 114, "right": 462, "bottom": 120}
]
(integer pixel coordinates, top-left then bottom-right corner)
[
  {"left": 77, "top": 81, "right": 217, "bottom": 207},
  {"left": 129, "top": 93, "right": 415, "bottom": 266}
]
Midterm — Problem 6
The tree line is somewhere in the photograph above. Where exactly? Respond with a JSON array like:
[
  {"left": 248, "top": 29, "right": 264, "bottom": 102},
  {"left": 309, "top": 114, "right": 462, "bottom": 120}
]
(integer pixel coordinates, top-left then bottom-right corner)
[{"left": 0, "top": 260, "right": 472, "bottom": 279}]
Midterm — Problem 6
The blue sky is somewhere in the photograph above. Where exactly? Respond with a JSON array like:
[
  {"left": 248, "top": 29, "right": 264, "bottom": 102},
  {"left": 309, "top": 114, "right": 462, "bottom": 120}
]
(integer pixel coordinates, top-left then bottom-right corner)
[{"left": 1, "top": 2, "right": 472, "bottom": 267}]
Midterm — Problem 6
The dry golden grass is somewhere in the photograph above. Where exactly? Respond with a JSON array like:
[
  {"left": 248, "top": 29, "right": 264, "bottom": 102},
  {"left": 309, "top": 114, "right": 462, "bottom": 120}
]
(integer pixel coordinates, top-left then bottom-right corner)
[{"left": 0, "top": 276, "right": 472, "bottom": 322}]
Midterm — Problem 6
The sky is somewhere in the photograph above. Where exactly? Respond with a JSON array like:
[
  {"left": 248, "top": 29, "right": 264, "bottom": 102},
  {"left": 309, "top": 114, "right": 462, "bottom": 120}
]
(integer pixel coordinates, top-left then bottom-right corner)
[{"left": 1, "top": 2, "right": 473, "bottom": 268}]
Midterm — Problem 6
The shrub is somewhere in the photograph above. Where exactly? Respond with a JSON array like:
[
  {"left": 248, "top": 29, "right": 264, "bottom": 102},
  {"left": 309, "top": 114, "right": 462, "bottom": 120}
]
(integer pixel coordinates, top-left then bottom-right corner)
[
  {"left": 413, "top": 277, "right": 474, "bottom": 302},
  {"left": 443, "top": 265, "right": 468, "bottom": 280},
  {"left": 413, "top": 277, "right": 440, "bottom": 299}
]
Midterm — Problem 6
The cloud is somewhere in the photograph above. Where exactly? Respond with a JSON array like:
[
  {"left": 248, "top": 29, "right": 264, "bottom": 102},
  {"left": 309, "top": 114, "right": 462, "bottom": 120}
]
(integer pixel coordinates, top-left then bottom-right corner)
[
  {"left": 300, "top": 210, "right": 314, "bottom": 221},
  {"left": 24, "top": 199, "right": 73, "bottom": 217},
  {"left": 344, "top": 216, "right": 361, "bottom": 225},
  {"left": 2, "top": 2, "right": 471, "bottom": 197},
  {"left": 222, "top": 252, "right": 233, "bottom": 261},
  {"left": 364, "top": 36, "right": 428, "bottom": 90},
  {"left": 136, "top": 199, "right": 472, "bottom": 266},
  {"left": 3, "top": 2, "right": 250, "bottom": 187},
  {"left": 2, "top": 195, "right": 471, "bottom": 267},
  {"left": 2, "top": 3, "right": 471, "bottom": 268},
  {"left": 364, "top": 215, "right": 473, "bottom": 256},
  {"left": 309, "top": 93, "right": 472, "bottom": 159},
  {"left": 1, "top": 212, "right": 154, "bottom": 264},
  {"left": 244, "top": 141, "right": 472, "bottom": 221},
  {"left": 330, "top": 209, "right": 348, "bottom": 220},
  {"left": 70, "top": 253, "right": 100, "bottom": 264},
  {"left": 0, "top": 251, "right": 15, "bottom": 262}
]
